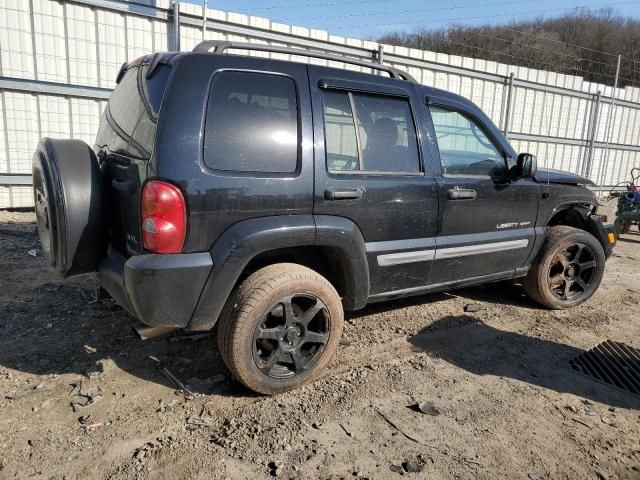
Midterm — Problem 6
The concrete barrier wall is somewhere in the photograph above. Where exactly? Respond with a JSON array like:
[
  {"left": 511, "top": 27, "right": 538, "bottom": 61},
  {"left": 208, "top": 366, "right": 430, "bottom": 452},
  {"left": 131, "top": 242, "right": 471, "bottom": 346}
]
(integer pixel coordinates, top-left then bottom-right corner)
[{"left": 0, "top": 0, "right": 638, "bottom": 208}]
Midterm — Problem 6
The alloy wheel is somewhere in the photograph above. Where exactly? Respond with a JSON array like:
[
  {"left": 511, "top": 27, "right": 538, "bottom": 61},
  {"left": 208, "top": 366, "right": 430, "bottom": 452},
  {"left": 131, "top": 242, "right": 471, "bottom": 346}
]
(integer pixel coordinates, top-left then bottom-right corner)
[
  {"left": 547, "top": 242, "right": 597, "bottom": 301},
  {"left": 252, "top": 293, "right": 330, "bottom": 379}
]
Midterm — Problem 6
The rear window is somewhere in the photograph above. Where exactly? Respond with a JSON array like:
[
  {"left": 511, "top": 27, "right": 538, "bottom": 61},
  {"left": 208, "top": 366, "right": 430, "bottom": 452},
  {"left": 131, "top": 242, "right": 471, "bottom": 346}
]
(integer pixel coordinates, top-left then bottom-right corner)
[
  {"left": 203, "top": 71, "right": 299, "bottom": 173},
  {"left": 95, "top": 64, "right": 170, "bottom": 160}
]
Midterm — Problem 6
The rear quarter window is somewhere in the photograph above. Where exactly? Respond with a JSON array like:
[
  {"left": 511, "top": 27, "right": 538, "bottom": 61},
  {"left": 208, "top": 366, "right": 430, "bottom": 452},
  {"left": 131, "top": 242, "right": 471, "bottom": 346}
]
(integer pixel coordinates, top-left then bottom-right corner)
[
  {"left": 203, "top": 71, "right": 299, "bottom": 174},
  {"left": 95, "top": 64, "right": 170, "bottom": 159}
]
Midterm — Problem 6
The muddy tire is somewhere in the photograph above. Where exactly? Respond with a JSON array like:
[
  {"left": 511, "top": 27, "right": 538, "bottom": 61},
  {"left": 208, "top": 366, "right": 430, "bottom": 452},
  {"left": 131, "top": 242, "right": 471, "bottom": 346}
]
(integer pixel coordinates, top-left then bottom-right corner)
[
  {"left": 523, "top": 226, "right": 605, "bottom": 309},
  {"left": 32, "top": 138, "right": 106, "bottom": 277},
  {"left": 217, "top": 263, "right": 344, "bottom": 395}
]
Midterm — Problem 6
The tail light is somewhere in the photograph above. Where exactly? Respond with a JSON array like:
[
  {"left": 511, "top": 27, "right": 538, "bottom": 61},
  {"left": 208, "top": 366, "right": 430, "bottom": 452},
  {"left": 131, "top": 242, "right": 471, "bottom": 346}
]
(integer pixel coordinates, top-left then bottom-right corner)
[{"left": 141, "top": 180, "right": 186, "bottom": 254}]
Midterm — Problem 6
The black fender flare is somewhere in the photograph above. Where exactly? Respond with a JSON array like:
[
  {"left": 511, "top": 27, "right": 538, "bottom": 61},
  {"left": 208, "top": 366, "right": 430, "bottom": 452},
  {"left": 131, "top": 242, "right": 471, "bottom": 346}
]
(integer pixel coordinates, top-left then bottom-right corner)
[
  {"left": 315, "top": 215, "right": 369, "bottom": 311},
  {"left": 542, "top": 201, "right": 612, "bottom": 257},
  {"left": 543, "top": 200, "right": 595, "bottom": 227},
  {"left": 187, "top": 215, "right": 369, "bottom": 331},
  {"left": 584, "top": 214, "right": 614, "bottom": 258}
]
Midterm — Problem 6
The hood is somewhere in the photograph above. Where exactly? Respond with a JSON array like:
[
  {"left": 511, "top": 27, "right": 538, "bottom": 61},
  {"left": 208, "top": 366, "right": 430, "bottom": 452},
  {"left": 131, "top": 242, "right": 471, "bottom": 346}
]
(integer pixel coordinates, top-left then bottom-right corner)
[{"left": 533, "top": 168, "right": 595, "bottom": 186}]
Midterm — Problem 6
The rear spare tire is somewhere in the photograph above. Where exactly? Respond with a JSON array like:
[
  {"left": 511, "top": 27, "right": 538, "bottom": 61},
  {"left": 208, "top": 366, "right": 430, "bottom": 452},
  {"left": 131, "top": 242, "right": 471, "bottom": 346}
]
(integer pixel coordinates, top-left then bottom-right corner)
[{"left": 32, "top": 138, "right": 106, "bottom": 277}]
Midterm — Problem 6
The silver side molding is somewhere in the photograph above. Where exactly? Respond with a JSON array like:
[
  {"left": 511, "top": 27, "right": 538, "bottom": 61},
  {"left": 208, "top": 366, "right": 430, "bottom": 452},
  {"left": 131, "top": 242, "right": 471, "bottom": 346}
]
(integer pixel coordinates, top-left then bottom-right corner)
[
  {"left": 436, "top": 239, "right": 529, "bottom": 260},
  {"left": 377, "top": 249, "right": 436, "bottom": 266},
  {"left": 376, "top": 239, "right": 529, "bottom": 266}
]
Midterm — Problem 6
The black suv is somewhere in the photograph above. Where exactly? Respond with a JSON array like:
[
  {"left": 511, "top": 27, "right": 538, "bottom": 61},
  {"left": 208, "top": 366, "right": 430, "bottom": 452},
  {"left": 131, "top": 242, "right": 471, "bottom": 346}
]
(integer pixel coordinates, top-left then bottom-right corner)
[{"left": 32, "top": 42, "right": 615, "bottom": 394}]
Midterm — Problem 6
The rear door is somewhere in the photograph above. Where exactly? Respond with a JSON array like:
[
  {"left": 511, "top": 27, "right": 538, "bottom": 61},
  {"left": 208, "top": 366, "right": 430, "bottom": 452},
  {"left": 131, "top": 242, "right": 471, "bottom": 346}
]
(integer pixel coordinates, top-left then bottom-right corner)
[
  {"left": 425, "top": 96, "right": 540, "bottom": 284},
  {"left": 308, "top": 67, "right": 439, "bottom": 297}
]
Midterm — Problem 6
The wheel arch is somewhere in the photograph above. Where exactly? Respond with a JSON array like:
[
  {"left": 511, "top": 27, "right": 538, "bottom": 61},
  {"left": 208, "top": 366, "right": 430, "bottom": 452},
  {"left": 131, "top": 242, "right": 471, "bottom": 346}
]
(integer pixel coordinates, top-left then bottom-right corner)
[
  {"left": 544, "top": 202, "right": 611, "bottom": 256},
  {"left": 546, "top": 202, "right": 594, "bottom": 230},
  {"left": 187, "top": 215, "right": 369, "bottom": 331}
]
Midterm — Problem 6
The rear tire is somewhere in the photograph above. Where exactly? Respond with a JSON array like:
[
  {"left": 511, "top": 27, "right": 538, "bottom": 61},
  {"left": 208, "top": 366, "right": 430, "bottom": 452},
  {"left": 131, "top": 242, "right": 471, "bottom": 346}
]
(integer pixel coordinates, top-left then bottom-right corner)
[
  {"left": 217, "top": 263, "right": 344, "bottom": 395},
  {"left": 523, "top": 226, "right": 605, "bottom": 309}
]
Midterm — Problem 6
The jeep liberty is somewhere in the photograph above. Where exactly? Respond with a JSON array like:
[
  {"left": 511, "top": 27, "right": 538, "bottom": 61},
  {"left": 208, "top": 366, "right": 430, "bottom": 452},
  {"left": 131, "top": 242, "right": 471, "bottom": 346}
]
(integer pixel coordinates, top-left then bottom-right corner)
[{"left": 32, "top": 42, "right": 616, "bottom": 394}]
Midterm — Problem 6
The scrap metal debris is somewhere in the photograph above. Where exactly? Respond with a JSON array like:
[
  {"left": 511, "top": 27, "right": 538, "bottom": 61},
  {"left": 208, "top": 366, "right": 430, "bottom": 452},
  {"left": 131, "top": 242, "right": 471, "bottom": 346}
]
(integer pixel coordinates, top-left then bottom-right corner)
[
  {"left": 413, "top": 401, "right": 440, "bottom": 416},
  {"left": 159, "top": 366, "right": 195, "bottom": 398},
  {"left": 5, "top": 383, "right": 47, "bottom": 400},
  {"left": 390, "top": 457, "right": 426, "bottom": 475},
  {"left": 570, "top": 340, "right": 640, "bottom": 397},
  {"left": 69, "top": 381, "right": 103, "bottom": 412}
]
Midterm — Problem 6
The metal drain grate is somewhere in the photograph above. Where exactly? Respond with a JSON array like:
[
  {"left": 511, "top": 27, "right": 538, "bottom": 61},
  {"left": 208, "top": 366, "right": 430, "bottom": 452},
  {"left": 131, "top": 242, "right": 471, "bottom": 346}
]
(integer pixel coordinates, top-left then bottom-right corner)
[{"left": 570, "top": 340, "right": 640, "bottom": 396}]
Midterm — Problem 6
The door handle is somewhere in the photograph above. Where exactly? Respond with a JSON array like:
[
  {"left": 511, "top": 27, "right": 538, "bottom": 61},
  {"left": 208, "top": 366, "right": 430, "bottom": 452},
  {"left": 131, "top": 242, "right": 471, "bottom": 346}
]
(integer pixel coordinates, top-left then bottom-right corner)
[
  {"left": 324, "top": 188, "right": 364, "bottom": 200},
  {"left": 448, "top": 188, "right": 477, "bottom": 200}
]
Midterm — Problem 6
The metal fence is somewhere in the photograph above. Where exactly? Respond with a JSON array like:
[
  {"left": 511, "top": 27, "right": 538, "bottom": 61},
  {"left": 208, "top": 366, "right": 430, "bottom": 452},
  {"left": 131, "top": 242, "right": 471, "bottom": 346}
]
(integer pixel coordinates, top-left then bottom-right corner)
[{"left": 1, "top": 0, "right": 639, "bottom": 208}]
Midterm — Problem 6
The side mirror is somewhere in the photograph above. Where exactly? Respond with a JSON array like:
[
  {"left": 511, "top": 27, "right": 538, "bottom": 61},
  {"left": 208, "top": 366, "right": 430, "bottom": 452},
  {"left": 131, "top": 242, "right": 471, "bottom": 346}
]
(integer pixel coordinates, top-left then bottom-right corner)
[{"left": 516, "top": 153, "right": 537, "bottom": 178}]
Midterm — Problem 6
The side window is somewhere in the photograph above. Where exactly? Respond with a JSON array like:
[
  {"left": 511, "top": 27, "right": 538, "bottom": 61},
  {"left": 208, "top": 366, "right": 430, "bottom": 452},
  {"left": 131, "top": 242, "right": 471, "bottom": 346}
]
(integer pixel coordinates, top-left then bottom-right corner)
[
  {"left": 322, "top": 90, "right": 420, "bottom": 174},
  {"left": 204, "top": 71, "right": 298, "bottom": 173},
  {"left": 429, "top": 106, "right": 506, "bottom": 177}
]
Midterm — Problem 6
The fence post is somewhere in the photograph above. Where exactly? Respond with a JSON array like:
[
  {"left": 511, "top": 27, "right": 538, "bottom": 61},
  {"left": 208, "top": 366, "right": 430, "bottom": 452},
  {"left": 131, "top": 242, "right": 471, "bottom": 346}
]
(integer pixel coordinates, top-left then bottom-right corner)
[
  {"left": 597, "top": 54, "right": 622, "bottom": 195},
  {"left": 172, "top": 1, "right": 181, "bottom": 51},
  {"left": 503, "top": 72, "right": 515, "bottom": 138},
  {"left": 583, "top": 91, "right": 602, "bottom": 179},
  {"left": 372, "top": 45, "right": 384, "bottom": 75},
  {"left": 202, "top": 0, "right": 207, "bottom": 41}
]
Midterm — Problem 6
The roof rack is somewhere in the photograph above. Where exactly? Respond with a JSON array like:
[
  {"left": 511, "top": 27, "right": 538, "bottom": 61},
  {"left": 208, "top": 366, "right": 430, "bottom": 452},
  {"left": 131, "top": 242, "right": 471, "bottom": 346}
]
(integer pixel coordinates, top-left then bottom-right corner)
[{"left": 192, "top": 41, "right": 417, "bottom": 83}]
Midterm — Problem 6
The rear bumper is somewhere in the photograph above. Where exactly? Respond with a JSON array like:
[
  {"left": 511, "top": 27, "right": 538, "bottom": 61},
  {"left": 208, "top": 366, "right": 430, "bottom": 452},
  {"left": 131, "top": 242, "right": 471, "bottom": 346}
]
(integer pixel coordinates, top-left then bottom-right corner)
[{"left": 98, "top": 247, "right": 213, "bottom": 328}]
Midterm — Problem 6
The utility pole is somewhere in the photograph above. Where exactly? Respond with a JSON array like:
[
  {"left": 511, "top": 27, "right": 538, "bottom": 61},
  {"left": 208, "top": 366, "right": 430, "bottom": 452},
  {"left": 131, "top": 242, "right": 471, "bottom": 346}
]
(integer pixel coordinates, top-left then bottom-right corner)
[{"left": 598, "top": 54, "right": 621, "bottom": 197}]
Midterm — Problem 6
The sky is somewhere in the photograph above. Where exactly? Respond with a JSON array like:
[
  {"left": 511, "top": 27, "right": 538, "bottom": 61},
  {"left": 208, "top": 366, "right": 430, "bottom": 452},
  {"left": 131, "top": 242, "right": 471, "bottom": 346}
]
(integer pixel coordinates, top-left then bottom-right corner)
[{"left": 181, "top": 0, "right": 640, "bottom": 39}]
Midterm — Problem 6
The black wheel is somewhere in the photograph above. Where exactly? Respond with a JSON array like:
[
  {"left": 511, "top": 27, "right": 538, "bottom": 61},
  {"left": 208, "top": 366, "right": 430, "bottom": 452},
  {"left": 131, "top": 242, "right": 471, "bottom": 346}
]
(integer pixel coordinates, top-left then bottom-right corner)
[
  {"left": 523, "top": 226, "right": 605, "bottom": 309},
  {"left": 217, "top": 263, "right": 344, "bottom": 395},
  {"left": 32, "top": 138, "right": 106, "bottom": 277}
]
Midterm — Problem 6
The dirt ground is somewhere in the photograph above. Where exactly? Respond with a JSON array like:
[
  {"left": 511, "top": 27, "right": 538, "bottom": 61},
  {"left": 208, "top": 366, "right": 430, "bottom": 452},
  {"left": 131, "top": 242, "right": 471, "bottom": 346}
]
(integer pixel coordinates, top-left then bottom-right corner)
[{"left": 1, "top": 209, "right": 639, "bottom": 480}]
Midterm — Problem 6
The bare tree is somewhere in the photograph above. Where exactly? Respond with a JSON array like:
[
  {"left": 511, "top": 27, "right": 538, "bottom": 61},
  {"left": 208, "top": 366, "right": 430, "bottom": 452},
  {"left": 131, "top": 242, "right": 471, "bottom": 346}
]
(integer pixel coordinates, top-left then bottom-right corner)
[{"left": 379, "top": 9, "right": 640, "bottom": 87}]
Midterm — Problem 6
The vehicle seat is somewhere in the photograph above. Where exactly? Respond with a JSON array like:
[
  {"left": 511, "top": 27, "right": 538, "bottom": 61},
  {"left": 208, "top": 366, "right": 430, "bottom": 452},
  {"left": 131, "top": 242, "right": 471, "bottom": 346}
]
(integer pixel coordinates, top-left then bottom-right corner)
[{"left": 362, "top": 118, "right": 409, "bottom": 171}]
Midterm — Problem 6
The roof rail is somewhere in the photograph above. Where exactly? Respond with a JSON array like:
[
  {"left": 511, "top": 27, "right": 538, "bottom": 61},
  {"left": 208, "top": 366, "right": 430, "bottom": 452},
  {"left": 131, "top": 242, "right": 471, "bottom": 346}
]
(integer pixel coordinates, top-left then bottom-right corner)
[{"left": 192, "top": 41, "right": 417, "bottom": 83}]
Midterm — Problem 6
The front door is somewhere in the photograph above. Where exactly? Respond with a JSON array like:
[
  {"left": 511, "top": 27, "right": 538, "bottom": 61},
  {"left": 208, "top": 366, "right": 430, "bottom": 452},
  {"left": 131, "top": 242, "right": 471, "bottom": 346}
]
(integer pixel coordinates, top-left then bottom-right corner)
[
  {"left": 426, "top": 99, "right": 540, "bottom": 284},
  {"left": 308, "top": 66, "right": 439, "bottom": 297}
]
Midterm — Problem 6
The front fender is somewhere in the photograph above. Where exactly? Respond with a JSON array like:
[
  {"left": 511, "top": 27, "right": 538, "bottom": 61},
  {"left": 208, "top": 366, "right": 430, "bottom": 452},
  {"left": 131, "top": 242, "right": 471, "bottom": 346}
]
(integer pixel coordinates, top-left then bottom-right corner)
[{"left": 585, "top": 214, "right": 615, "bottom": 258}]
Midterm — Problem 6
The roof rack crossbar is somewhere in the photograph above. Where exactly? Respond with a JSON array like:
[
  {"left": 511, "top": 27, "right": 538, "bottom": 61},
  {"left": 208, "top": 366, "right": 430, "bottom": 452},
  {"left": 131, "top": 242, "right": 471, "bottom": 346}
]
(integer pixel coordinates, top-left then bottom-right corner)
[{"left": 192, "top": 40, "right": 417, "bottom": 83}]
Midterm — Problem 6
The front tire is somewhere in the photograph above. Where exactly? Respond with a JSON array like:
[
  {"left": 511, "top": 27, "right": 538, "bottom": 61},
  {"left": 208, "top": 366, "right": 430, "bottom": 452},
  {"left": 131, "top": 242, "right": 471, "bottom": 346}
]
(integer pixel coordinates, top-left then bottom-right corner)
[
  {"left": 217, "top": 263, "right": 344, "bottom": 395},
  {"left": 523, "top": 226, "right": 605, "bottom": 309}
]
